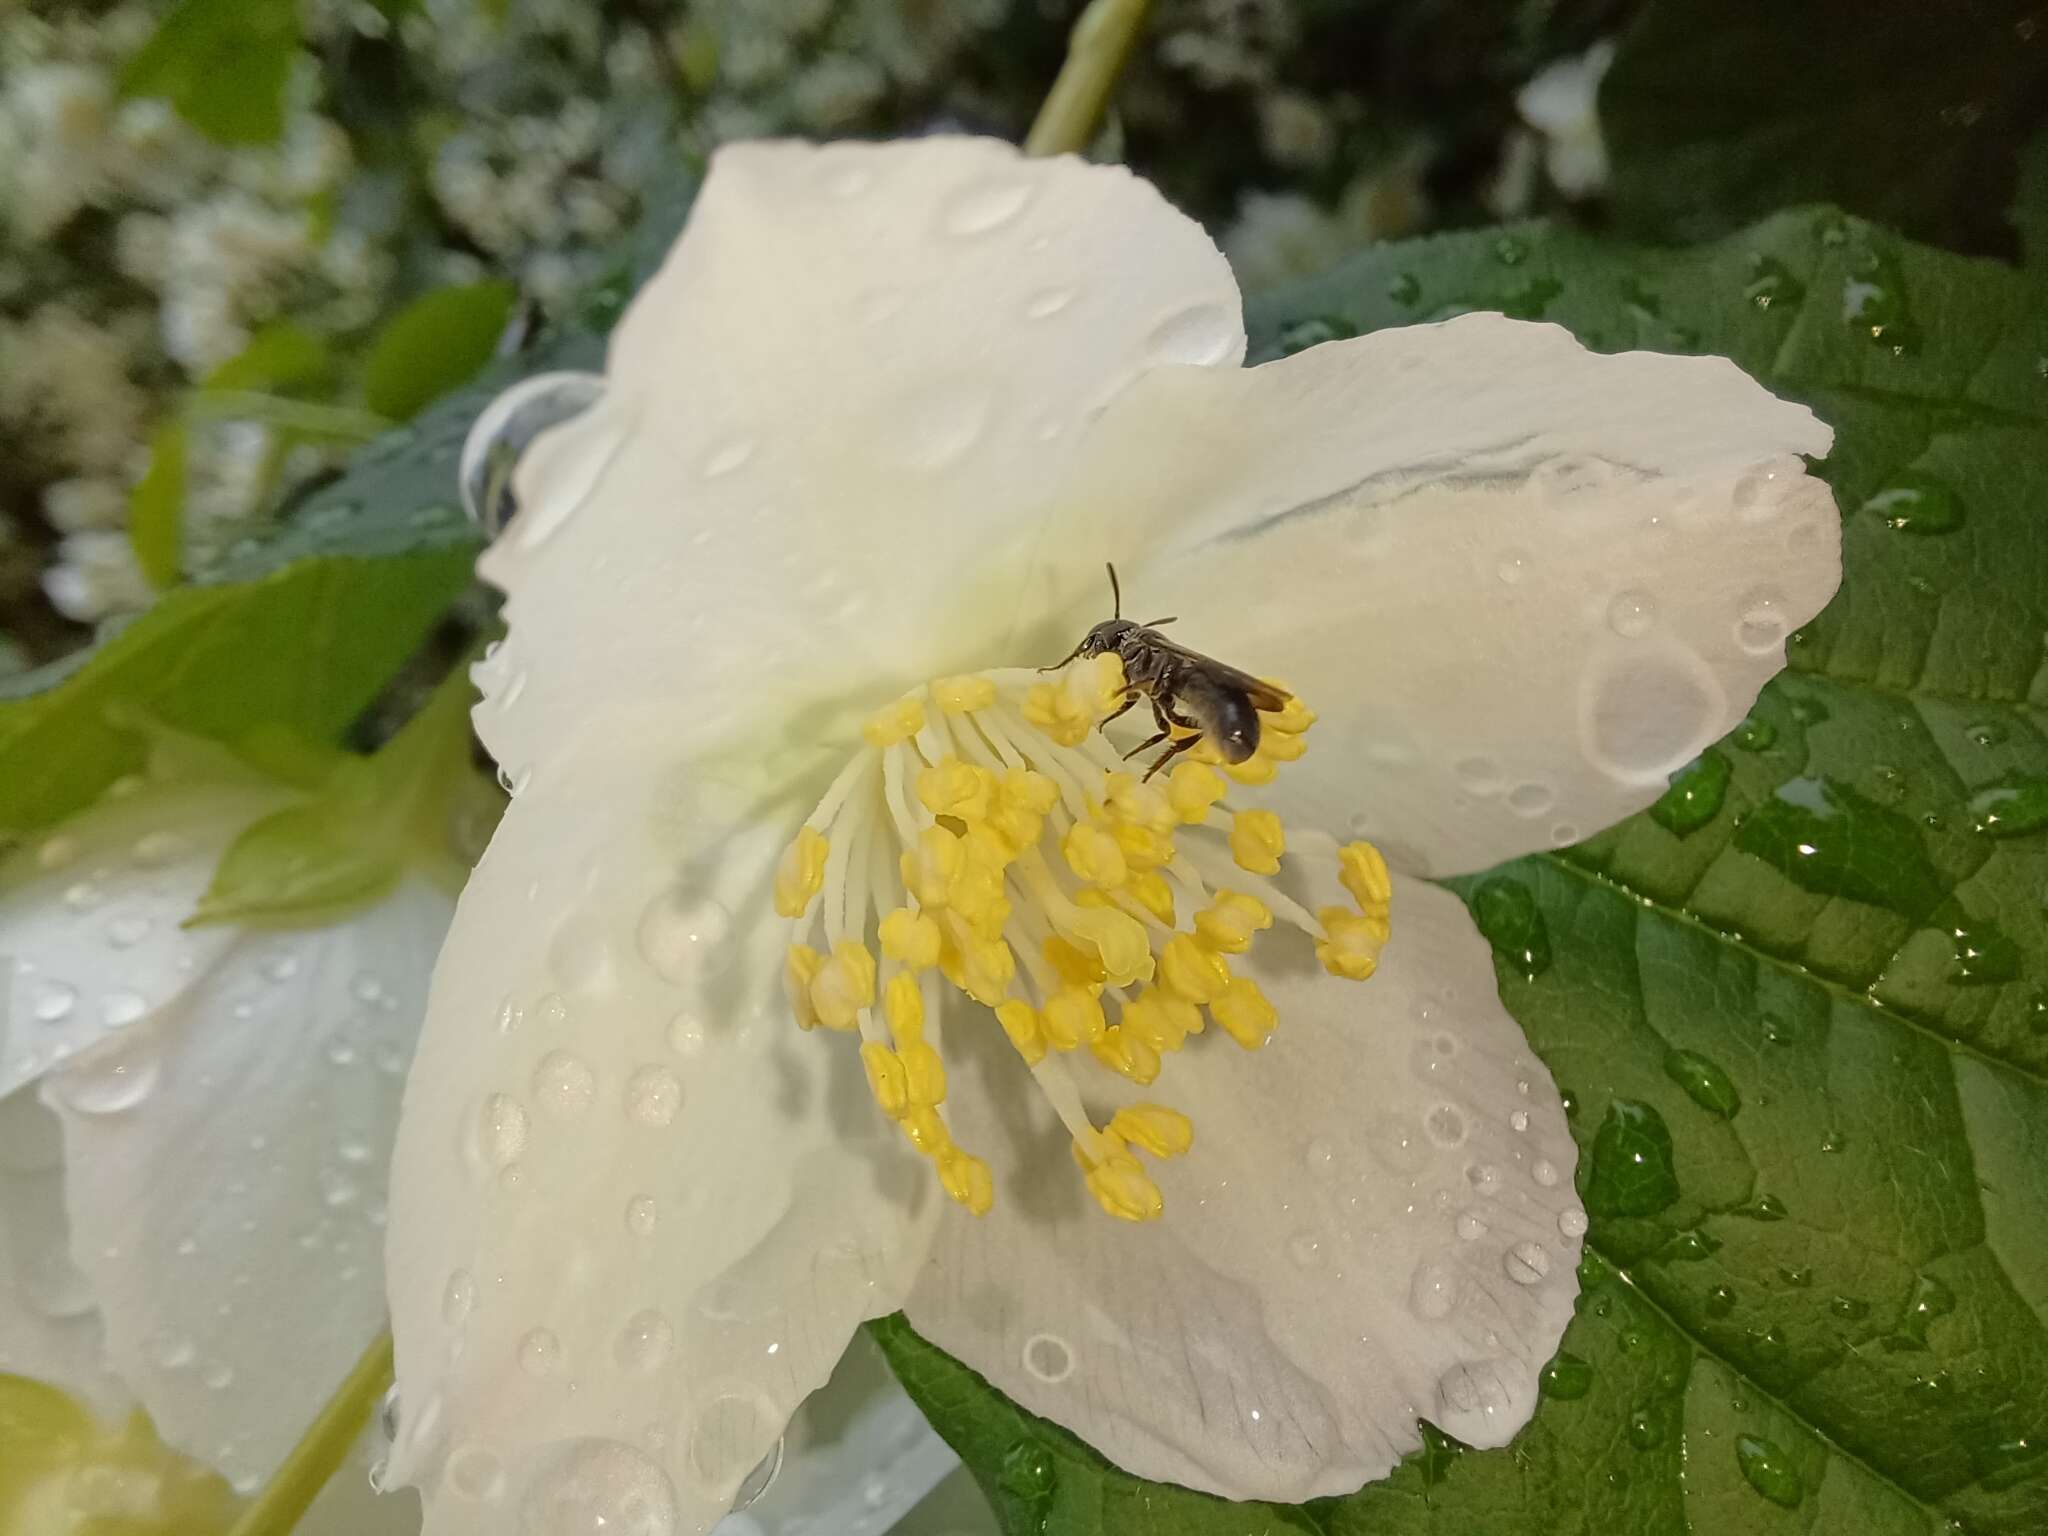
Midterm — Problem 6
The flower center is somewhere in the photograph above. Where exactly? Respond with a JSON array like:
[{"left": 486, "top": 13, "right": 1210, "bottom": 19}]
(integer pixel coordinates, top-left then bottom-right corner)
[{"left": 775, "top": 654, "right": 1389, "bottom": 1223}]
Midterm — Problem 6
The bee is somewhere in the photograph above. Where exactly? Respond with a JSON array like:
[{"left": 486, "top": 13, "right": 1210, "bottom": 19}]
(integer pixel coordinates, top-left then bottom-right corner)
[{"left": 1043, "top": 564, "right": 1293, "bottom": 781}]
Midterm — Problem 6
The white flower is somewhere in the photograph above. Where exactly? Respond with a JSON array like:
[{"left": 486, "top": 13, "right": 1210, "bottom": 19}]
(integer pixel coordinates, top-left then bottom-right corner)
[
  {"left": 0, "top": 736, "right": 451, "bottom": 1522},
  {"left": 1516, "top": 40, "right": 1617, "bottom": 201},
  {"left": 383, "top": 137, "right": 1839, "bottom": 1534},
  {"left": 43, "top": 528, "right": 155, "bottom": 623}
]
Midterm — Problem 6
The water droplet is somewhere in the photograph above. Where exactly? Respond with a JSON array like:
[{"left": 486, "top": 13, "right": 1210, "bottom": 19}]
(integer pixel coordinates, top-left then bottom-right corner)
[
  {"left": 686, "top": 1389, "right": 779, "bottom": 1495},
  {"left": 51, "top": 1041, "right": 161, "bottom": 1114},
  {"left": 1023, "top": 286, "right": 1074, "bottom": 320},
  {"left": 1410, "top": 1259, "right": 1463, "bottom": 1320},
  {"left": 1454, "top": 755, "right": 1504, "bottom": 795},
  {"left": 522, "top": 1439, "right": 677, "bottom": 1535},
  {"left": 1532, "top": 1158, "right": 1561, "bottom": 1187},
  {"left": 1734, "top": 588, "right": 1792, "bottom": 654},
  {"left": 203, "top": 1361, "right": 235, "bottom": 1391},
  {"left": 1887, "top": 1272, "right": 1955, "bottom": 1350},
  {"left": 624, "top": 1065, "right": 682, "bottom": 1127},
  {"left": 1734, "top": 716, "right": 1778, "bottom": 751},
  {"left": 996, "top": 1440, "right": 1056, "bottom": 1500},
  {"left": 1647, "top": 749, "right": 1731, "bottom": 838},
  {"left": 1735, "top": 1434, "right": 1805, "bottom": 1508},
  {"left": 615, "top": 1309, "right": 674, "bottom": 1373},
  {"left": 1496, "top": 547, "right": 1531, "bottom": 585},
  {"left": 1303, "top": 1137, "right": 1338, "bottom": 1178},
  {"left": 637, "top": 892, "right": 731, "bottom": 986},
  {"left": 1494, "top": 235, "right": 1528, "bottom": 265},
  {"left": 100, "top": 991, "right": 146, "bottom": 1027},
  {"left": 130, "top": 830, "right": 185, "bottom": 867},
  {"left": 1950, "top": 916, "right": 2022, "bottom": 984},
  {"left": 444, "top": 1443, "right": 507, "bottom": 1503},
  {"left": 1971, "top": 775, "right": 2048, "bottom": 838},
  {"left": 1742, "top": 1193, "right": 1788, "bottom": 1221},
  {"left": 1506, "top": 782, "right": 1555, "bottom": 818},
  {"left": 37, "top": 834, "right": 79, "bottom": 870},
  {"left": 1540, "top": 1351, "right": 1592, "bottom": 1399},
  {"left": 1287, "top": 1231, "right": 1324, "bottom": 1268},
  {"left": 1365, "top": 1114, "right": 1430, "bottom": 1174},
  {"left": 532, "top": 1051, "right": 595, "bottom": 1119},
  {"left": 441, "top": 1269, "right": 477, "bottom": 1327},
  {"left": 147, "top": 1327, "right": 196, "bottom": 1370},
  {"left": 1607, "top": 589, "right": 1656, "bottom": 638},
  {"left": 459, "top": 372, "right": 607, "bottom": 539},
  {"left": 477, "top": 1094, "right": 529, "bottom": 1168},
  {"left": 1585, "top": 1100, "right": 1679, "bottom": 1218},
  {"left": 1735, "top": 775, "right": 1945, "bottom": 916},
  {"left": 1021, "top": 1333, "right": 1074, "bottom": 1384},
  {"left": 1559, "top": 1209, "right": 1589, "bottom": 1238},
  {"left": 1504, "top": 1241, "right": 1551, "bottom": 1285},
  {"left": 1831, "top": 1294, "right": 1870, "bottom": 1321},
  {"left": 1467, "top": 1162, "right": 1504, "bottom": 1197},
  {"left": 1662, "top": 1047, "right": 1741, "bottom": 1118},
  {"left": 1145, "top": 302, "right": 1238, "bottom": 367},
  {"left": 519, "top": 1328, "right": 561, "bottom": 1378},
  {"left": 1862, "top": 473, "right": 1963, "bottom": 535},
  {"left": 700, "top": 436, "right": 755, "bottom": 479},
  {"left": 1456, "top": 1210, "right": 1488, "bottom": 1241},
  {"left": 941, "top": 180, "right": 1031, "bottom": 236},
  {"left": 106, "top": 914, "right": 151, "bottom": 949},
  {"left": 1471, "top": 877, "right": 1551, "bottom": 980},
  {"left": 1582, "top": 643, "right": 1724, "bottom": 780},
  {"left": 31, "top": 980, "right": 77, "bottom": 1023},
  {"left": 1705, "top": 1286, "right": 1737, "bottom": 1319},
  {"left": 625, "top": 1194, "right": 658, "bottom": 1237},
  {"left": 1840, "top": 241, "right": 1920, "bottom": 355},
  {"left": 1745, "top": 255, "right": 1806, "bottom": 312}
]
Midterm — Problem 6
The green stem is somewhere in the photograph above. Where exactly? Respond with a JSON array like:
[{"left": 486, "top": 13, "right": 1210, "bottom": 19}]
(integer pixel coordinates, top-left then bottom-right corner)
[
  {"left": 1024, "top": 0, "right": 1153, "bottom": 157},
  {"left": 185, "top": 391, "right": 393, "bottom": 442},
  {"left": 225, "top": 1329, "right": 394, "bottom": 1536}
]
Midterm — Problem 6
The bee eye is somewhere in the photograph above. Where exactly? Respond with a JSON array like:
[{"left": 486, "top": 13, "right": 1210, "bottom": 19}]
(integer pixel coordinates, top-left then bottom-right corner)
[{"left": 459, "top": 371, "right": 607, "bottom": 538}]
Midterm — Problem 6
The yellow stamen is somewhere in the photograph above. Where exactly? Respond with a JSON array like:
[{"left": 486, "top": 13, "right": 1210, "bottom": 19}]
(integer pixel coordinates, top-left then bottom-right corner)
[
  {"left": 1261, "top": 690, "right": 1316, "bottom": 734},
  {"left": 864, "top": 694, "right": 928, "bottom": 748},
  {"left": 781, "top": 666, "right": 1383, "bottom": 1223},
  {"left": 1229, "top": 809, "right": 1286, "bottom": 875},
  {"left": 933, "top": 674, "right": 997, "bottom": 713},
  {"left": 774, "top": 826, "right": 830, "bottom": 918},
  {"left": 1110, "top": 1103, "right": 1194, "bottom": 1158}
]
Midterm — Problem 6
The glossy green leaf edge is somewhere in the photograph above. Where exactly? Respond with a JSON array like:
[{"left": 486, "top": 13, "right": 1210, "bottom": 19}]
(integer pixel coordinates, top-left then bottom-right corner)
[{"left": 881, "top": 207, "right": 2048, "bottom": 1535}]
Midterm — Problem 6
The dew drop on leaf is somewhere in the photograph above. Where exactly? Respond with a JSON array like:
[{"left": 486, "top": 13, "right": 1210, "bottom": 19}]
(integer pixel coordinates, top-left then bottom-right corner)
[
  {"left": 1585, "top": 1100, "right": 1679, "bottom": 1218},
  {"left": 1861, "top": 472, "right": 1964, "bottom": 534},
  {"left": 1736, "top": 1434, "right": 1805, "bottom": 1508},
  {"left": 1470, "top": 878, "right": 1551, "bottom": 981},
  {"left": 1662, "top": 1047, "right": 1741, "bottom": 1117},
  {"left": 1733, "top": 716, "right": 1778, "bottom": 752},
  {"left": 1539, "top": 1352, "right": 1593, "bottom": 1400},
  {"left": 1886, "top": 1272, "right": 1956, "bottom": 1350},
  {"left": 996, "top": 1440, "right": 1055, "bottom": 1501},
  {"left": 1744, "top": 254, "right": 1806, "bottom": 311},
  {"left": 1706, "top": 1286, "right": 1737, "bottom": 1319},
  {"left": 1969, "top": 775, "right": 2048, "bottom": 838},
  {"left": 1649, "top": 750, "right": 1732, "bottom": 836},
  {"left": 1627, "top": 1409, "right": 1664, "bottom": 1450}
]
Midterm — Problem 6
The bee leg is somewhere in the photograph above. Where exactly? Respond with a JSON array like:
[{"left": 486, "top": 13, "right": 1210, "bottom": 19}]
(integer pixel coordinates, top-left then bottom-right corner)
[
  {"left": 1101, "top": 690, "right": 1142, "bottom": 728},
  {"left": 1142, "top": 734, "right": 1203, "bottom": 782},
  {"left": 1121, "top": 694, "right": 1179, "bottom": 758},
  {"left": 1122, "top": 727, "right": 1171, "bottom": 760}
]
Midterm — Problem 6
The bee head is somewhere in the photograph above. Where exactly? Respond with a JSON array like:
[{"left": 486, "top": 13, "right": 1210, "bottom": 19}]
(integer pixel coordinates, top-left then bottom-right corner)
[{"left": 1078, "top": 618, "right": 1140, "bottom": 656}]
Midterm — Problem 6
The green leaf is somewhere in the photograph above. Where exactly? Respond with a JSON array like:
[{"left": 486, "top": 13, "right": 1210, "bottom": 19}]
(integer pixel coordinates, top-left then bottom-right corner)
[
  {"left": 1603, "top": 0, "right": 2048, "bottom": 259},
  {"left": 128, "top": 421, "right": 186, "bottom": 590},
  {"left": 890, "top": 211, "right": 2048, "bottom": 1532},
  {"left": 202, "top": 324, "right": 336, "bottom": 396},
  {"left": 118, "top": 0, "right": 301, "bottom": 146},
  {"left": 360, "top": 281, "right": 519, "bottom": 424},
  {"left": 186, "top": 789, "right": 402, "bottom": 929}
]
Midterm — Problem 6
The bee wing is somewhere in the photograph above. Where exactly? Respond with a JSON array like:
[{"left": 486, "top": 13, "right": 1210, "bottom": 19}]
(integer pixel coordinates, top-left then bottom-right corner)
[{"left": 1139, "top": 630, "right": 1294, "bottom": 711}]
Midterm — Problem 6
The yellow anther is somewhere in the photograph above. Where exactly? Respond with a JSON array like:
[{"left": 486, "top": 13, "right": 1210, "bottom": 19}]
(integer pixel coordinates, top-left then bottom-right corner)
[
  {"left": 1126, "top": 870, "right": 1176, "bottom": 925},
  {"left": 786, "top": 944, "right": 824, "bottom": 1030},
  {"left": 1092, "top": 1027, "right": 1161, "bottom": 1083},
  {"left": 1121, "top": 988, "right": 1190, "bottom": 1053},
  {"left": 1260, "top": 728, "right": 1308, "bottom": 762},
  {"left": 1062, "top": 822, "right": 1128, "bottom": 888},
  {"left": 879, "top": 906, "right": 942, "bottom": 969},
  {"left": 1001, "top": 769, "right": 1060, "bottom": 816},
  {"left": 1022, "top": 683, "right": 1090, "bottom": 747},
  {"left": 809, "top": 940, "right": 876, "bottom": 1030},
  {"left": 1110, "top": 819, "right": 1172, "bottom": 873},
  {"left": 1083, "top": 1146, "right": 1164, "bottom": 1223},
  {"left": 1166, "top": 760, "right": 1227, "bottom": 824},
  {"left": 1061, "top": 902, "right": 1153, "bottom": 988},
  {"left": 1111, "top": 1104, "right": 1194, "bottom": 1158},
  {"left": 882, "top": 969, "right": 925, "bottom": 1042},
  {"left": 1260, "top": 690, "right": 1315, "bottom": 734},
  {"left": 902, "top": 1105, "right": 950, "bottom": 1155},
  {"left": 1211, "top": 975, "right": 1278, "bottom": 1049},
  {"left": 995, "top": 999, "right": 1046, "bottom": 1064},
  {"left": 917, "top": 756, "right": 993, "bottom": 821},
  {"left": 1104, "top": 773, "right": 1175, "bottom": 834},
  {"left": 947, "top": 855, "right": 1011, "bottom": 940},
  {"left": 1316, "top": 907, "right": 1384, "bottom": 981},
  {"left": 1024, "top": 654, "right": 1126, "bottom": 746},
  {"left": 863, "top": 694, "right": 927, "bottom": 748},
  {"left": 900, "top": 825, "right": 963, "bottom": 906},
  {"left": 1229, "top": 808, "right": 1286, "bottom": 876},
  {"left": 859, "top": 1041, "right": 909, "bottom": 1118},
  {"left": 1041, "top": 986, "right": 1107, "bottom": 1051},
  {"left": 939, "top": 1148, "right": 994, "bottom": 1214},
  {"left": 1221, "top": 752, "right": 1278, "bottom": 786},
  {"left": 901, "top": 1038, "right": 946, "bottom": 1105},
  {"left": 1044, "top": 934, "right": 1107, "bottom": 989},
  {"left": 963, "top": 819, "right": 1017, "bottom": 869},
  {"left": 1339, "top": 839, "right": 1392, "bottom": 920},
  {"left": 774, "top": 826, "right": 830, "bottom": 918},
  {"left": 1194, "top": 890, "right": 1273, "bottom": 954},
  {"left": 932, "top": 674, "right": 996, "bottom": 713},
  {"left": 948, "top": 932, "right": 1016, "bottom": 1006},
  {"left": 1159, "top": 932, "right": 1231, "bottom": 1004}
]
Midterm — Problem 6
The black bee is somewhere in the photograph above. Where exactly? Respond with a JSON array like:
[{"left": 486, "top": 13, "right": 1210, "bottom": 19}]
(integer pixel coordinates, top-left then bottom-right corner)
[{"left": 1044, "top": 564, "right": 1293, "bottom": 781}]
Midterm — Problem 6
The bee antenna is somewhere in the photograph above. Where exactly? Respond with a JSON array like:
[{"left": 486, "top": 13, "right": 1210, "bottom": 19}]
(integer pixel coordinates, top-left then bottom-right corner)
[
  {"left": 1144, "top": 615, "right": 1177, "bottom": 628},
  {"left": 1105, "top": 562, "right": 1122, "bottom": 619}
]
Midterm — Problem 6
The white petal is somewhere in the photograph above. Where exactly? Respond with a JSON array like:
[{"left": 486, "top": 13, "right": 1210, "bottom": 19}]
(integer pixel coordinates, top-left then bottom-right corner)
[
  {"left": 1023, "top": 313, "right": 1839, "bottom": 875},
  {"left": 384, "top": 717, "right": 941, "bottom": 1536},
  {"left": 904, "top": 862, "right": 1583, "bottom": 1502},
  {"left": 0, "top": 1087, "right": 124, "bottom": 1416},
  {"left": 1, "top": 779, "right": 285, "bottom": 1097},
  {"left": 474, "top": 136, "right": 1243, "bottom": 784},
  {"left": 44, "top": 876, "right": 450, "bottom": 1492}
]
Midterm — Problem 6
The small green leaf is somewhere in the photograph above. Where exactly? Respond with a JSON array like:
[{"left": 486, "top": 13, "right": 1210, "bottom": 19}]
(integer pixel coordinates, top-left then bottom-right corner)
[
  {"left": 187, "top": 791, "right": 402, "bottom": 929},
  {"left": 128, "top": 422, "right": 186, "bottom": 590},
  {"left": 118, "top": 0, "right": 300, "bottom": 146},
  {"left": 202, "top": 325, "right": 335, "bottom": 396},
  {"left": 361, "top": 282, "right": 518, "bottom": 423}
]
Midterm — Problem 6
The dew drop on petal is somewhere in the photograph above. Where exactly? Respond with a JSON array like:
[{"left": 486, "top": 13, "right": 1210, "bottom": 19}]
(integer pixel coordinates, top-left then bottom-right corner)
[
  {"left": 443, "top": 1269, "right": 477, "bottom": 1326},
  {"left": 666, "top": 1014, "right": 706, "bottom": 1057},
  {"left": 625, "top": 1195, "right": 658, "bottom": 1238},
  {"left": 1505, "top": 1240, "right": 1552, "bottom": 1285},
  {"left": 615, "top": 1310, "right": 674, "bottom": 1373},
  {"left": 51, "top": 1042, "right": 160, "bottom": 1115},
  {"left": 1456, "top": 1211, "right": 1488, "bottom": 1242},
  {"left": 636, "top": 893, "right": 732, "bottom": 986},
  {"left": 940, "top": 180, "right": 1031, "bottom": 237},
  {"left": 1735, "top": 588, "right": 1792, "bottom": 655},
  {"left": 100, "top": 991, "right": 146, "bottom": 1028},
  {"left": 1532, "top": 1159, "right": 1561, "bottom": 1188},
  {"left": 1144, "top": 301, "right": 1238, "bottom": 366},
  {"left": 1020, "top": 1333, "right": 1074, "bottom": 1385},
  {"left": 31, "top": 980, "right": 76, "bottom": 1024},
  {"left": 1559, "top": 1209, "right": 1590, "bottom": 1238},
  {"left": 478, "top": 1095, "right": 530, "bottom": 1168},
  {"left": 1409, "top": 1259, "right": 1462, "bottom": 1321},
  {"left": 685, "top": 1389, "right": 780, "bottom": 1496},
  {"left": 446, "top": 1443, "right": 508, "bottom": 1503},
  {"left": 624, "top": 1065, "right": 682, "bottom": 1127},
  {"left": 532, "top": 1051, "right": 595, "bottom": 1119},
  {"left": 522, "top": 1439, "right": 678, "bottom": 1536},
  {"left": 1607, "top": 589, "right": 1656, "bottom": 638},
  {"left": 519, "top": 1328, "right": 561, "bottom": 1378}
]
